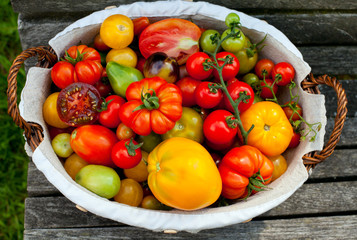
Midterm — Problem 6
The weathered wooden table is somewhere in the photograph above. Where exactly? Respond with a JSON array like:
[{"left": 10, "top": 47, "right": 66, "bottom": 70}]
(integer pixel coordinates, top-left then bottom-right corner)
[{"left": 11, "top": 0, "right": 357, "bottom": 239}]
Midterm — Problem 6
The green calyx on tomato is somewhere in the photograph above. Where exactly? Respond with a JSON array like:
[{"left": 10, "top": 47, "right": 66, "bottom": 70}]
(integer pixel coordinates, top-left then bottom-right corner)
[
  {"left": 199, "top": 29, "right": 221, "bottom": 54},
  {"left": 134, "top": 88, "right": 160, "bottom": 111},
  {"left": 106, "top": 61, "right": 143, "bottom": 97},
  {"left": 125, "top": 138, "right": 144, "bottom": 156}
]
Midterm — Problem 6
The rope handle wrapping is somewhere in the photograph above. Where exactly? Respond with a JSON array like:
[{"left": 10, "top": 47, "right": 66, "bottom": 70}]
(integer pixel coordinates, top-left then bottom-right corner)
[{"left": 6, "top": 46, "right": 348, "bottom": 170}]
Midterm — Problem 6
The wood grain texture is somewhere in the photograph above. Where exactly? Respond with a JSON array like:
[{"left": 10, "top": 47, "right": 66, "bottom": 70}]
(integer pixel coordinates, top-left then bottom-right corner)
[{"left": 23, "top": 215, "right": 357, "bottom": 239}]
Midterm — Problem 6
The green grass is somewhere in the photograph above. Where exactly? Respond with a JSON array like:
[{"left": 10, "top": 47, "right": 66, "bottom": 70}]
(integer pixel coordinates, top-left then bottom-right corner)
[{"left": 0, "top": 0, "right": 28, "bottom": 239}]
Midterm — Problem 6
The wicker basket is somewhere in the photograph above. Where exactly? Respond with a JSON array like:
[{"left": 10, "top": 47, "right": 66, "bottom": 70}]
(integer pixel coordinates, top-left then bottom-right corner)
[{"left": 6, "top": 1, "right": 348, "bottom": 232}]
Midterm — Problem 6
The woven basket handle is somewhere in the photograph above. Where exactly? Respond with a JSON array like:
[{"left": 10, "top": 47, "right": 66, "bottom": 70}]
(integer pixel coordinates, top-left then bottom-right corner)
[
  {"left": 301, "top": 74, "right": 348, "bottom": 169},
  {"left": 7, "top": 46, "right": 57, "bottom": 151}
]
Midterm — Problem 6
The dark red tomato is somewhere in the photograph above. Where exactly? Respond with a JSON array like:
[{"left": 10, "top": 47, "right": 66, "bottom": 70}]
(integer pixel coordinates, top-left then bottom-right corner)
[
  {"left": 260, "top": 78, "right": 279, "bottom": 99},
  {"left": 99, "top": 95, "right": 126, "bottom": 129},
  {"left": 139, "top": 18, "right": 201, "bottom": 65},
  {"left": 57, "top": 82, "right": 102, "bottom": 127},
  {"left": 70, "top": 125, "right": 118, "bottom": 167},
  {"left": 210, "top": 152, "right": 222, "bottom": 166},
  {"left": 93, "top": 34, "right": 111, "bottom": 52},
  {"left": 212, "top": 52, "right": 240, "bottom": 81},
  {"left": 283, "top": 101, "right": 303, "bottom": 121},
  {"left": 203, "top": 109, "right": 238, "bottom": 146},
  {"left": 93, "top": 74, "right": 113, "bottom": 98},
  {"left": 186, "top": 52, "right": 212, "bottom": 80},
  {"left": 51, "top": 61, "right": 76, "bottom": 89},
  {"left": 288, "top": 131, "right": 301, "bottom": 148},
  {"left": 271, "top": 62, "right": 295, "bottom": 86},
  {"left": 255, "top": 59, "right": 275, "bottom": 79},
  {"left": 223, "top": 81, "right": 254, "bottom": 113},
  {"left": 195, "top": 106, "right": 210, "bottom": 121},
  {"left": 205, "top": 134, "right": 235, "bottom": 151},
  {"left": 133, "top": 17, "right": 150, "bottom": 36},
  {"left": 195, "top": 81, "right": 223, "bottom": 109},
  {"left": 48, "top": 126, "right": 75, "bottom": 140},
  {"left": 175, "top": 77, "right": 201, "bottom": 107},
  {"left": 74, "top": 60, "right": 103, "bottom": 85},
  {"left": 111, "top": 139, "right": 142, "bottom": 169},
  {"left": 136, "top": 57, "right": 146, "bottom": 73}
]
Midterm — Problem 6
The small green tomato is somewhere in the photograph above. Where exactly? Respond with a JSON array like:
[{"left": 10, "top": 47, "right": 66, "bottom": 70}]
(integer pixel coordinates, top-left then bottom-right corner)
[{"left": 51, "top": 133, "right": 73, "bottom": 158}]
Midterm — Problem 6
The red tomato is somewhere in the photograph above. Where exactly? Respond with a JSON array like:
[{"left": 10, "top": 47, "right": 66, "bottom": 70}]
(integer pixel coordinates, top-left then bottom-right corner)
[
  {"left": 283, "top": 101, "right": 303, "bottom": 121},
  {"left": 119, "top": 77, "right": 182, "bottom": 135},
  {"left": 271, "top": 62, "right": 295, "bottom": 86},
  {"left": 66, "top": 45, "right": 101, "bottom": 62},
  {"left": 212, "top": 52, "right": 240, "bottom": 81},
  {"left": 203, "top": 110, "right": 238, "bottom": 146},
  {"left": 259, "top": 79, "right": 279, "bottom": 99},
  {"left": 223, "top": 80, "right": 254, "bottom": 113},
  {"left": 51, "top": 61, "right": 76, "bottom": 89},
  {"left": 185, "top": 52, "right": 213, "bottom": 80},
  {"left": 93, "top": 34, "right": 111, "bottom": 52},
  {"left": 99, "top": 95, "right": 126, "bottom": 129},
  {"left": 70, "top": 125, "right": 118, "bottom": 167},
  {"left": 74, "top": 60, "right": 103, "bottom": 85},
  {"left": 195, "top": 81, "right": 223, "bottom": 109},
  {"left": 288, "top": 131, "right": 301, "bottom": 148},
  {"left": 254, "top": 58, "right": 275, "bottom": 79},
  {"left": 57, "top": 82, "right": 102, "bottom": 127},
  {"left": 139, "top": 18, "right": 201, "bottom": 65},
  {"left": 219, "top": 145, "right": 274, "bottom": 199},
  {"left": 93, "top": 71, "right": 113, "bottom": 98},
  {"left": 48, "top": 126, "right": 75, "bottom": 140},
  {"left": 175, "top": 77, "right": 201, "bottom": 107},
  {"left": 111, "top": 139, "right": 142, "bottom": 169},
  {"left": 133, "top": 17, "right": 150, "bottom": 36}
]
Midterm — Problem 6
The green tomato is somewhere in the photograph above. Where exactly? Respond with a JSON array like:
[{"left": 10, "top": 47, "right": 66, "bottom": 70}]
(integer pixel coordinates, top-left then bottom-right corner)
[
  {"left": 106, "top": 61, "right": 143, "bottom": 97},
  {"left": 162, "top": 107, "right": 203, "bottom": 143},
  {"left": 235, "top": 39, "right": 258, "bottom": 74},
  {"left": 253, "top": 93, "right": 263, "bottom": 104},
  {"left": 199, "top": 29, "right": 221, "bottom": 54},
  {"left": 51, "top": 133, "right": 73, "bottom": 158},
  {"left": 221, "top": 28, "right": 246, "bottom": 53},
  {"left": 76, "top": 165, "right": 121, "bottom": 199},
  {"left": 136, "top": 132, "right": 162, "bottom": 153},
  {"left": 225, "top": 13, "right": 240, "bottom": 28},
  {"left": 242, "top": 73, "right": 260, "bottom": 87}
]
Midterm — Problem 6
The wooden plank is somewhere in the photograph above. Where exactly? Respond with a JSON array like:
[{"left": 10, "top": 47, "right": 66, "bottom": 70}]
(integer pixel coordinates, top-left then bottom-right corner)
[
  {"left": 325, "top": 117, "right": 357, "bottom": 147},
  {"left": 27, "top": 162, "right": 59, "bottom": 197},
  {"left": 24, "top": 181, "right": 357, "bottom": 229},
  {"left": 11, "top": 0, "right": 357, "bottom": 16},
  {"left": 23, "top": 215, "right": 357, "bottom": 239}
]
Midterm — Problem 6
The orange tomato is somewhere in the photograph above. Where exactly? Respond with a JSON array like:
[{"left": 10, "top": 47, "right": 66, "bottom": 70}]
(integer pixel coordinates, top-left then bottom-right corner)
[
  {"left": 124, "top": 151, "right": 149, "bottom": 182},
  {"left": 43, "top": 92, "right": 69, "bottom": 129},
  {"left": 106, "top": 47, "right": 137, "bottom": 67},
  {"left": 100, "top": 14, "right": 134, "bottom": 49},
  {"left": 64, "top": 153, "right": 89, "bottom": 180},
  {"left": 269, "top": 154, "right": 288, "bottom": 182},
  {"left": 147, "top": 137, "right": 222, "bottom": 211},
  {"left": 114, "top": 178, "right": 143, "bottom": 207},
  {"left": 241, "top": 101, "right": 293, "bottom": 157}
]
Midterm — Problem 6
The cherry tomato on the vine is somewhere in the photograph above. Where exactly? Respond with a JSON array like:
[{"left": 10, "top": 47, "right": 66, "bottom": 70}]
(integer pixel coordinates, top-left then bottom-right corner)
[
  {"left": 255, "top": 58, "right": 275, "bottom": 79},
  {"left": 199, "top": 29, "right": 221, "bottom": 54},
  {"left": 283, "top": 101, "right": 303, "bottom": 122},
  {"left": 223, "top": 80, "right": 254, "bottom": 113},
  {"left": 195, "top": 82, "right": 223, "bottom": 109},
  {"left": 259, "top": 78, "right": 279, "bottom": 99},
  {"left": 221, "top": 28, "right": 246, "bottom": 53},
  {"left": 271, "top": 62, "right": 296, "bottom": 86},
  {"left": 213, "top": 52, "right": 240, "bottom": 81},
  {"left": 186, "top": 52, "right": 213, "bottom": 80},
  {"left": 288, "top": 131, "right": 301, "bottom": 148}
]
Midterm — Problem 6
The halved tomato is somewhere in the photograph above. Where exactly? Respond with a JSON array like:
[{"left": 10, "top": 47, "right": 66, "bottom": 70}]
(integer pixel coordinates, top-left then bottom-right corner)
[{"left": 139, "top": 18, "right": 201, "bottom": 65}]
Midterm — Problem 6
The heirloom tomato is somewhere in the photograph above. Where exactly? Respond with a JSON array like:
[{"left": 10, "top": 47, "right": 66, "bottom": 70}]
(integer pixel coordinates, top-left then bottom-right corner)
[
  {"left": 119, "top": 77, "right": 182, "bottom": 135},
  {"left": 100, "top": 14, "right": 134, "bottom": 49},
  {"left": 106, "top": 47, "right": 137, "bottom": 68},
  {"left": 219, "top": 145, "right": 274, "bottom": 199},
  {"left": 139, "top": 18, "right": 201, "bottom": 65},
  {"left": 111, "top": 139, "right": 143, "bottom": 169},
  {"left": 162, "top": 107, "right": 204, "bottom": 143},
  {"left": 143, "top": 52, "right": 179, "bottom": 83},
  {"left": 141, "top": 195, "right": 164, "bottom": 210},
  {"left": 241, "top": 101, "right": 293, "bottom": 157},
  {"left": 195, "top": 81, "right": 223, "bottom": 109},
  {"left": 186, "top": 52, "right": 213, "bottom": 80},
  {"left": 43, "top": 92, "right": 69, "bottom": 129},
  {"left": 99, "top": 95, "right": 126, "bottom": 129},
  {"left": 212, "top": 52, "right": 240, "bottom": 81},
  {"left": 175, "top": 77, "right": 201, "bottom": 107},
  {"left": 271, "top": 62, "right": 295, "bottom": 86},
  {"left": 223, "top": 80, "right": 254, "bottom": 113},
  {"left": 114, "top": 178, "right": 143, "bottom": 207},
  {"left": 66, "top": 45, "right": 101, "bottom": 62},
  {"left": 268, "top": 154, "right": 288, "bottom": 182},
  {"left": 57, "top": 82, "right": 102, "bottom": 127},
  {"left": 147, "top": 137, "right": 222, "bottom": 210},
  {"left": 70, "top": 125, "right": 118, "bottom": 167}
]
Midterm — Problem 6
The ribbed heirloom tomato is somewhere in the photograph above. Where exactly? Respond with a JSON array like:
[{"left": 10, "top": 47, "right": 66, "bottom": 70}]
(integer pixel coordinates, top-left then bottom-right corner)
[{"left": 147, "top": 137, "right": 222, "bottom": 210}]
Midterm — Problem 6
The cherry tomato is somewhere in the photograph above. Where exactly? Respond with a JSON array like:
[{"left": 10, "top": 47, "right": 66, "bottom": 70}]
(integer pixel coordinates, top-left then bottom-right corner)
[
  {"left": 51, "top": 133, "right": 73, "bottom": 158},
  {"left": 175, "top": 77, "right": 201, "bottom": 107},
  {"left": 93, "top": 33, "right": 111, "bottom": 52},
  {"left": 116, "top": 123, "right": 136, "bottom": 140},
  {"left": 114, "top": 178, "right": 143, "bottom": 207},
  {"left": 212, "top": 52, "right": 240, "bottom": 81},
  {"left": 179, "top": 65, "right": 189, "bottom": 79},
  {"left": 100, "top": 14, "right": 134, "bottom": 49},
  {"left": 203, "top": 110, "right": 238, "bottom": 146},
  {"left": 64, "top": 153, "right": 89, "bottom": 180},
  {"left": 136, "top": 57, "right": 146, "bottom": 73},
  {"left": 221, "top": 28, "right": 246, "bottom": 53},
  {"left": 259, "top": 78, "right": 279, "bottom": 99},
  {"left": 106, "top": 47, "right": 137, "bottom": 68},
  {"left": 223, "top": 80, "right": 254, "bottom": 113},
  {"left": 123, "top": 151, "right": 149, "bottom": 182},
  {"left": 255, "top": 59, "right": 275, "bottom": 79},
  {"left": 74, "top": 60, "right": 103, "bottom": 85},
  {"left": 225, "top": 13, "right": 240, "bottom": 28},
  {"left": 268, "top": 155, "right": 288, "bottom": 182},
  {"left": 57, "top": 82, "right": 102, "bottom": 127},
  {"left": 48, "top": 126, "right": 74, "bottom": 140},
  {"left": 99, "top": 95, "right": 126, "bottom": 129},
  {"left": 133, "top": 17, "right": 150, "bottom": 36},
  {"left": 43, "top": 92, "right": 70, "bottom": 129},
  {"left": 242, "top": 73, "right": 260, "bottom": 87},
  {"left": 111, "top": 139, "right": 142, "bottom": 169},
  {"left": 195, "top": 81, "right": 223, "bottom": 109},
  {"left": 141, "top": 195, "right": 164, "bottom": 210},
  {"left": 288, "top": 131, "right": 301, "bottom": 148},
  {"left": 283, "top": 101, "right": 303, "bottom": 122},
  {"left": 271, "top": 62, "right": 296, "bottom": 86},
  {"left": 186, "top": 52, "right": 213, "bottom": 80},
  {"left": 199, "top": 29, "right": 221, "bottom": 54}
]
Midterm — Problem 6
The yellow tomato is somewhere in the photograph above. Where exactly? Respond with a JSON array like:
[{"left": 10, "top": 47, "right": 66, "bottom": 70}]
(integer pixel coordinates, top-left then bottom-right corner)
[
  {"left": 268, "top": 154, "right": 288, "bottom": 182},
  {"left": 106, "top": 47, "right": 137, "bottom": 67},
  {"left": 43, "top": 92, "right": 69, "bottom": 128},
  {"left": 64, "top": 153, "right": 89, "bottom": 180},
  {"left": 147, "top": 137, "right": 222, "bottom": 211},
  {"left": 100, "top": 14, "right": 134, "bottom": 49},
  {"left": 241, "top": 101, "right": 293, "bottom": 157}
]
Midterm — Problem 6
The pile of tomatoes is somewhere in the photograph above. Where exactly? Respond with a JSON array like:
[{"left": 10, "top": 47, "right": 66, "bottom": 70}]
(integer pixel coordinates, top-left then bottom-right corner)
[{"left": 43, "top": 12, "right": 304, "bottom": 211}]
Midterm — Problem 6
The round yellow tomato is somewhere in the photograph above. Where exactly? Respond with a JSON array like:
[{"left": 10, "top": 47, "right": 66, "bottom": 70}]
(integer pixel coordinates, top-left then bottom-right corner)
[
  {"left": 100, "top": 14, "right": 134, "bottom": 49},
  {"left": 43, "top": 92, "right": 69, "bottom": 128},
  {"left": 269, "top": 154, "right": 288, "bottom": 182},
  {"left": 64, "top": 153, "right": 89, "bottom": 180},
  {"left": 106, "top": 47, "right": 137, "bottom": 67},
  {"left": 241, "top": 101, "right": 293, "bottom": 157},
  {"left": 147, "top": 137, "right": 222, "bottom": 211},
  {"left": 123, "top": 151, "right": 149, "bottom": 182},
  {"left": 114, "top": 178, "right": 143, "bottom": 207}
]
